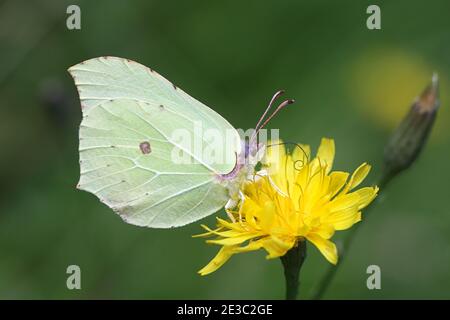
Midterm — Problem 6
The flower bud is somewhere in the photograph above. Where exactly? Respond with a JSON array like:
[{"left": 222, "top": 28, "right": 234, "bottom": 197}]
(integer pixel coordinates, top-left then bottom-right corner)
[{"left": 383, "top": 74, "right": 440, "bottom": 185}]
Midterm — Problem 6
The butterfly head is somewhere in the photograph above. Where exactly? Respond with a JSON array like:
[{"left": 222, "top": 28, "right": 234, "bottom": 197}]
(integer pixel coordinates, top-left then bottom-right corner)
[{"left": 218, "top": 90, "right": 295, "bottom": 207}]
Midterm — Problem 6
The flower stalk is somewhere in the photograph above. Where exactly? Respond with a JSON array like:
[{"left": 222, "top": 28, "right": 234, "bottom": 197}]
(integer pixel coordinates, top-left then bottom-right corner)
[{"left": 280, "top": 240, "right": 307, "bottom": 300}]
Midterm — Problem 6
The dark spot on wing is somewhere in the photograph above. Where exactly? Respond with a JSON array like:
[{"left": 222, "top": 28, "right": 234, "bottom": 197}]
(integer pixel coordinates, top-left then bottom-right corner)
[
  {"left": 140, "top": 141, "right": 152, "bottom": 154},
  {"left": 159, "top": 104, "right": 164, "bottom": 110},
  {"left": 172, "top": 83, "right": 177, "bottom": 90}
]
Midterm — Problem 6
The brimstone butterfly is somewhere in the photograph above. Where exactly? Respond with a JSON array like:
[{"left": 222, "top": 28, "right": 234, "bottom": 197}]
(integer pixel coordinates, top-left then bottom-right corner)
[{"left": 69, "top": 57, "right": 293, "bottom": 228}]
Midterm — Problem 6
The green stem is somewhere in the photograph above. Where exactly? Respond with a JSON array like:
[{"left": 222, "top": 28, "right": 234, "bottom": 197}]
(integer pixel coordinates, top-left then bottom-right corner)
[
  {"left": 310, "top": 207, "right": 370, "bottom": 300},
  {"left": 311, "top": 175, "right": 391, "bottom": 300},
  {"left": 280, "top": 240, "right": 307, "bottom": 300}
]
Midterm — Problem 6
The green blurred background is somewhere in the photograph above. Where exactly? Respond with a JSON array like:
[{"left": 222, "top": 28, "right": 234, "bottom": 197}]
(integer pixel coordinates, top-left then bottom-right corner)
[{"left": 0, "top": 0, "right": 449, "bottom": 299}]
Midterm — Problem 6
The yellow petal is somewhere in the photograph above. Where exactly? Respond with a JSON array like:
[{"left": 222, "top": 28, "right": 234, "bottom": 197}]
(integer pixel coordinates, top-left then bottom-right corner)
[
  {"left": 263, "top": 236, "right": 296, "bottom": 259},
  {"left": 216, "top": 218, "right": 245, "bottom": 232},
  {"left": 192, "top": 225, "right": 224, "bottom": 238},
  {"left": 307, "top": 233, "right": 338, "bottom": 265},
  {"left": 316, "top": 138, "right": 335, "bottom": 173},
  {"left": 207, "top": 233, "right": 259, "bottom": 246},
  {"left": 312, "top": 224, "right": 335, "bottom": 239},
  {"left": 328, "top": 171, "right": 349, "bottom": 197},
  {"left": 324, "top": 208, "right": 361, "bottom": 230},
  {"left": 346, "top": 163, "right": 372, "bottom": 192},
  {"left": 198, "top": 246, "right": 236, "bottom": 276},
  {"left": 352, "top": 186, "right": 379, "bottom": 210},
  {"left": 234, "top": 240, "right": 265, "bottom": 253},
  {"left": 241, "top": 196, "right": 261, "bottom": 214},
  {"left": 328, "top": 192, "right": 360, "bottom": 213},
  {"left": 260, "top": 201, "right": 276, "bottom": 232}
]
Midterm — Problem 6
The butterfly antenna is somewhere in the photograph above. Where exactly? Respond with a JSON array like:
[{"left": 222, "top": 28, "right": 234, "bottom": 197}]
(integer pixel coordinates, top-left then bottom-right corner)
[
  {"left": 254, "top": 90, "right": 285, "bottom": 133},
  {"left": 251, "top": 90, "right": 292, "bottom": 145},
  {"left": 257, "top": 98, "right": 295, "bottom": 132}
]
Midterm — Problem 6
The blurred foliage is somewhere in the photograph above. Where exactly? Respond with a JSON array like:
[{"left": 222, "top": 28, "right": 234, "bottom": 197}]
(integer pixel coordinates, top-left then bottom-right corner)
[{"left": 0, "top": 0, "right": 449, "bottom": 299}]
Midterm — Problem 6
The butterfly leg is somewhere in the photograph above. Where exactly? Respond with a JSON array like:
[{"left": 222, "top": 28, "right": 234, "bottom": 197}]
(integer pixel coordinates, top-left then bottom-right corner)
[
  {"left": 225, "top": 199, "right": 237, "bottom": 223},
  {"left": 237, "top": 190, "right": 245, "bottom": 222}
]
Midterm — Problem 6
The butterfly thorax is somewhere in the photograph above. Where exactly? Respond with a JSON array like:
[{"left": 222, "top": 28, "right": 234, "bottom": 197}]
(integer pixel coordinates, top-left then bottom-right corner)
[{"left": 216, "top": 139, "right": 265, "bottom": 208}]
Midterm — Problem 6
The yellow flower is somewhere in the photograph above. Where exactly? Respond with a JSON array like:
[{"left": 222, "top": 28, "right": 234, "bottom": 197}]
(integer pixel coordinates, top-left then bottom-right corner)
[{"left": 196, "top": 138, "right": 378, "bottom": 275}]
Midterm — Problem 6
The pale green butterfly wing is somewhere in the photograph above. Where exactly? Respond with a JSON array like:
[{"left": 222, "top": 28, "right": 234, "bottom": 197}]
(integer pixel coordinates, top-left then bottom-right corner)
[{"left": 69, "top": 57, "right": 241, "bottom": 228}]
